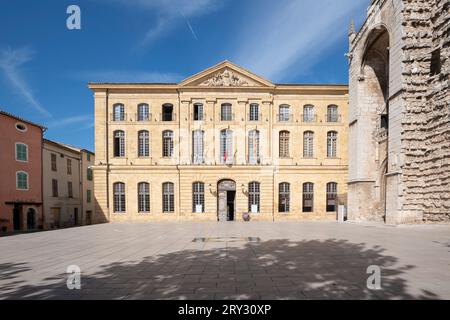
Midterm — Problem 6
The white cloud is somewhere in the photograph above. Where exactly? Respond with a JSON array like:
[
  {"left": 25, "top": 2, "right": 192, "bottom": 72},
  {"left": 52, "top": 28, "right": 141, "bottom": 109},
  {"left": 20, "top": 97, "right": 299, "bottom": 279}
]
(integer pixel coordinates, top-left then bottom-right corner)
[
  {"left": 46, "top": 115, "right": 94, "bottom": 129},
  {"left": 78, "top": 70, "right": 183, "bottom": 83},
  {"left": 108, "top": 0, "right": 224, "bottom": 46},
  {"left": 0, "top": 47, "right": 52, "bottom": 117},
  {"left": 233, "top": 0, "right": 366, "bottom": 81}
]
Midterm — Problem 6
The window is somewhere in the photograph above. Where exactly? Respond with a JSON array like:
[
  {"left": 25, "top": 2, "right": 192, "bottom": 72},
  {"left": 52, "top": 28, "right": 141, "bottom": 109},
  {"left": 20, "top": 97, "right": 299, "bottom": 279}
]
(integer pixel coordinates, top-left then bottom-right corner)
[
  {"left": 279, "top": 104, "right": 290, "bottom": 122},
  {"left": 303, "top": 105, "right": 315, "bottom": 122},
  {"left": 162, "top": 130, "right": 174, "bottom": 158},
  {"left": 68, "top": 182, "right": 73, "bottom": 198},
  {"left": 52, "top": 179, "right": 58, "bottom": 197},
  {"left": 278, "top": 183, "right": 290, "bottom": 213},
  {"left": 430, "top": 48, "right": 441, "bottom": 76},
  {"left": 303, "top": 131, "right": 314, "bottom": 158},
  {"left": 327, "top": 131, "right": 337, "bottom": 158},
  {"left": 192, "top": 182, "right": 205, "bottom": 213},
  {"left": 327, "top": 105, "right": 339, "bottom": 122},
  {"left": 249, "top": 103, "right": 259, "bottom": 121},
  {"left": 113, "top": 130, "right": 125, "bottom": 157},
  {"left": 113, "top": 182, "right": 126, "bottom": 213},
  {"left": 162, "top": 104, "right": 174, "bottom": 121},
  {"left": 137, "top": 103, "right": 150, "bottom": 121},
  {"left": 248, "top": 130, "right": 260, "bottom": 164},
  {"left": 87, "top": 168, "right": 93, "bottom": 181},
  {"left": 138, "top": 182, "right": 150, "bottom": 213},
  {"left": 67, "top": 159, "right": 72, "bottom": 175},
  {"left": 51, "top": 153, "right": 57, "bottom": 171},
  {"left": 326, "top": 182, "right": 338, "bottom": 212},
  {"left": 221, "top": 103, "right": 232, "bottom": 121},
  {"left": 138, "top": 130, "right": 150, "bottom": 157},
  {"left": 162, "top": 182, "right": 174, "bottom": 213},
  {"left": 220, "top": 129, "right": 233, "bottom": 164},
  {"left": 15, "top": 123, "right": 27, "bottom": 132},
  {"left": 248, "top": 182, "right": 260, "bottom": 213},
  {"left": 192, "top": 130, "right": 204, "bottom": 164},
  {"left": 113, "top": 103, "right": 125, "bottom": 121},
  {"left": 86, "top": 153, "right": 91, "bottom": 161},
  {"left": 193, "top": 103, "right": 204, "bottom": 121},
  {"left": 16, "top": 143, "right": 28, "bottom": 161},
  {"left": 86, "top": 189, "right": 92, "bottom": 203},
  {"left": 16, "top": 172, "right": 28, "bottom": 190},
  {"left": 303, "top": 183, "right": 314, "bottom": 212},
  {"left": 279, "top": 131, "right": 290, "bottom": 158}
]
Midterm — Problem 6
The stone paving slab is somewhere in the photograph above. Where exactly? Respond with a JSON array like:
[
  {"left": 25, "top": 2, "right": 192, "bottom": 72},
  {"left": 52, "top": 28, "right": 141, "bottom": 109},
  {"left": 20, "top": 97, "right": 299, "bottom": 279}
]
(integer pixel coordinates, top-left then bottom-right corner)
[{"left": 0, "top": 221, "right": 450, "bottom": 300}]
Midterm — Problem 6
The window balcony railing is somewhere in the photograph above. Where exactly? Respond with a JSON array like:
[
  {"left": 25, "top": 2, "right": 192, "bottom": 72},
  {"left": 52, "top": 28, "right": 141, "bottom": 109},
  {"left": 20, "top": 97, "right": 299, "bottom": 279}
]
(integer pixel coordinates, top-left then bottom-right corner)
[
  {"left": 301, "top": 114, "right": 318, "bottom": 123},
  {"left": 248, "top": 157, "right": 261, "bottom": 165},
  {"left": 159, "top": 113, "right": 177, "bottom": 122},
  {"left": 277, "top": 114, "right": 294, "bottom": 122},
  {"left": 110, "top": 113, "right": 127, "bottom": 122},
  {"left": 135, "top": 113, "right": 152, "bottom": 122},
  {"left": 220, "top": 113, "right": 235, "bottom": 121},
  {"left": 220, "top": 157, "right": 235, "bottom": 165},
  {"left": 248, "top": 113, "right": 263, "bottom": 122},
  {"left": 191, "top": 113, "right": 207, "bottom": 121},
  {"left": 326, "top": 114, "right": 342, "bottom": 123}
]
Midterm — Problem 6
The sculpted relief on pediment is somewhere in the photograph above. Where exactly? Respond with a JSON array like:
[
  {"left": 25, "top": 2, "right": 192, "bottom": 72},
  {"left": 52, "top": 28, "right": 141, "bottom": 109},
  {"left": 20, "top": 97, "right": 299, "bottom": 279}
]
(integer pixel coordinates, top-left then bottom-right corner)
[{"left": 199, "top": 68, "right": 258, "bottom": 87}]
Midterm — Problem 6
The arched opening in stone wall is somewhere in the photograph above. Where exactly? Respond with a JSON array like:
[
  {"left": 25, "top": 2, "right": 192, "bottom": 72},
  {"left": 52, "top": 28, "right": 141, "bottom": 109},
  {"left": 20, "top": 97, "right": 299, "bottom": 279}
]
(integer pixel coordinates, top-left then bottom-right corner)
[{"left": 361, "top": 26, "right": 390, "bottom": 221}]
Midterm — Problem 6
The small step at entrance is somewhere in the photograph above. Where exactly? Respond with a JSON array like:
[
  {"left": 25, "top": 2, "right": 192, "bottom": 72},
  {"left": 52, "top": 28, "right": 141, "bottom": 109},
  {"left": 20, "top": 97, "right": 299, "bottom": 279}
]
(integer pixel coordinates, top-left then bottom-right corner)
[{"left": 192, "top": 237, "right": 261, "bottom": 243}]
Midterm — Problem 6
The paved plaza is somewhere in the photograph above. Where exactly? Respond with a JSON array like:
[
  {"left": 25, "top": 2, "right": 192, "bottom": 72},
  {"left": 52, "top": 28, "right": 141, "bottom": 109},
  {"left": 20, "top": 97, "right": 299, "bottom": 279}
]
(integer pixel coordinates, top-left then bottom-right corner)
[{"left": 1, "top": 221, "right": 450, "bottom": 300}]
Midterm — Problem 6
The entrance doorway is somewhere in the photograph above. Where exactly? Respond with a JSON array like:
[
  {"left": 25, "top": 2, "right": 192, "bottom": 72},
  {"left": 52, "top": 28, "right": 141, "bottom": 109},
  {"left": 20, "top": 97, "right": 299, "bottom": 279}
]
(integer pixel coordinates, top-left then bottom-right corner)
[
  {"left": 26, "top": 208, "right": 36, "bottom": 230},
  {"left": 13, "top": 205, "right": 21, "bottom": 231},
  {"left": 217, "top": 180, "right": 236, "bottom": 221}
]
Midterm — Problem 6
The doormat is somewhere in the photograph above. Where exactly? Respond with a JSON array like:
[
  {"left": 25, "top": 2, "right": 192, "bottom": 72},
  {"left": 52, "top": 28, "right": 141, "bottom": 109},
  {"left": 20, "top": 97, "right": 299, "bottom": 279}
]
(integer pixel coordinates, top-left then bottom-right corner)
[{"left": 192, "top": 237, "right": 261, "bottom": 243}]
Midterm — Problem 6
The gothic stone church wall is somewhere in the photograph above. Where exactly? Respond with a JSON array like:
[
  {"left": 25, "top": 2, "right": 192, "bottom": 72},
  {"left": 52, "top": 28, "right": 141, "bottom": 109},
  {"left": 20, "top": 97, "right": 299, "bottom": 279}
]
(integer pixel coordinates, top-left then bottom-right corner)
[{"left": 348, "top": 0, "right": 450, "bottom": 224}]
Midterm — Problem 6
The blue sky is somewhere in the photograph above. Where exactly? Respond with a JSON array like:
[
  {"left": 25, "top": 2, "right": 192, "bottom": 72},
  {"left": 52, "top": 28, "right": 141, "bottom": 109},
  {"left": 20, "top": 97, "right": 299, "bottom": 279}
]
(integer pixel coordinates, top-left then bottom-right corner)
[{"left": 0, "top": 0, "right": 367, "bottom": 151}]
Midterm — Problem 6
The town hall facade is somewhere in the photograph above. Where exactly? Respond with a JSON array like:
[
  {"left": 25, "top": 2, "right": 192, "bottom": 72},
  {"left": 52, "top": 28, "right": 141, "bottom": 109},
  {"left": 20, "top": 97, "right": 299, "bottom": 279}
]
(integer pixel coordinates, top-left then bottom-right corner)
[{"left": 89, "top": 61, "right": 348, "bottom": 222}]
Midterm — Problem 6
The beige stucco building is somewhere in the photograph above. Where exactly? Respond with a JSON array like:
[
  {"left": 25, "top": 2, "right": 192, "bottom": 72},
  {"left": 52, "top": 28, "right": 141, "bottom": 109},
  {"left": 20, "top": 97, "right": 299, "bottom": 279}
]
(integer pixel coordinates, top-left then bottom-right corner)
[
  {"left": 89, "top": 61, "right": 349, "bottom": 223},
  {"left": 43, "top": 139, "right": 95, "bottom": 228}
]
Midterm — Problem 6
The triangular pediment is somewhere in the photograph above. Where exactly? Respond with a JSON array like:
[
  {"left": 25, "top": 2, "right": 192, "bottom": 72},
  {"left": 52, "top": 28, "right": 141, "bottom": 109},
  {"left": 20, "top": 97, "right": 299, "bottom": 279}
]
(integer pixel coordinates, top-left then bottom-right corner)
[{"left": 179, "top": 61, "right": 274, "bottom": 88}]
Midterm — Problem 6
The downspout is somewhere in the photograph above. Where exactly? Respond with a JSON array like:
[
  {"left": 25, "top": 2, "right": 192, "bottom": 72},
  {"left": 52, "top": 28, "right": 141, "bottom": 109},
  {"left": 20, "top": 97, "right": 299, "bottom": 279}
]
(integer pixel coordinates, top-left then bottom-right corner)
[
  {"left": 105, "top": 89, "right": 110, "bottom": 220},
  {"left": 41, "top": 128, "right": 46, "bottom": 229},
  {"left": 177, "top": 89, "right": 181, "bottom": 222},
  {"left": 79, "top": 152, "right": 83, "bottom": 225}
]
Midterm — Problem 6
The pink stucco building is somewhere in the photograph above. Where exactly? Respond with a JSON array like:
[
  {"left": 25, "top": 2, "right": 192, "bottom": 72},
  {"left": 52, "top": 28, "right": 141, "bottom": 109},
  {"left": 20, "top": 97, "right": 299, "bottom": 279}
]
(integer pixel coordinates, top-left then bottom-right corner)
[{"left": 0, "top": 111, "right": 45, "bottom": 232}]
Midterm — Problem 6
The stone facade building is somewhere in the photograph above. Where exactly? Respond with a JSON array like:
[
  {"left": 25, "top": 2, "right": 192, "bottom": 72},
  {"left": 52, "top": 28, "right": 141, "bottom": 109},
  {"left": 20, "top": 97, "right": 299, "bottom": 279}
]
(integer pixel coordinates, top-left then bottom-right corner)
[
  {"left": 42, "top": 139, "right": 95, "bottom": 228},
  {"left": 90, "top": 61, "right": 349, "bottom": 223},
  {"left": 348, "top": 0, "right": 449, "bottom": 224}
]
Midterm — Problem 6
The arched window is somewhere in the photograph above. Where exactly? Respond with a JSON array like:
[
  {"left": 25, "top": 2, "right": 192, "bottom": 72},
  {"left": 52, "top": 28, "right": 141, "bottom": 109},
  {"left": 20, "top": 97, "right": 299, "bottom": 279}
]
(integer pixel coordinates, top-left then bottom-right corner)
[
  {"left": 15, "top": 143, "right": 28, "bottom": 161},
  {"left": 192, "top": 182, "right": 205, "bottom": 213},
  {"left": 327, "top": 105, "right": 339, "bottom": 122},
  {"left": 192, "top": 130, "right": 204, "bottom": 164},
  {"left": 221, "top": 103, "right": 233, "bottom": 121},
  {"left": 113, "top": 130, "right": 125, "bottom": 157},
  {"left": 113, "top": 182, "right": 126, "bottom": 212},
  {"left": 138, "top": 130, "right": 150, "bottom": 157},
  {"left": 279, "top": 131, "right": 290, "bottom": 158},
  {"left": 16, "top": 171, "right": 28, "bottom": 190},
  {"left": 193, "top": 103, "right": 204, "bottom": 121},
  {"left": 303, "top": 131, "right": 314, "bottom": 158},
  {"left": 326, "top": 182, "right": 338, "bottom": 212},
  {"left": 138, "top": 182, "right": 150, "bottom": 212},
  {"left": 113, "top": 103, "right": 125, "bottom": 121},
  {"left": 248, "top": 130, "right": 260, "bottom": 164},
  {"left": 248, "top": 182, "right": 260, "bottom": 213},
  {"left": 137, "top": 103, "right": 150, "bottom": 121},
  {"left": 303, "top": 105, "right": 315, "bottom": 122},
  {"left": 327, "top": 131, "right": 338, "bottom": 158},
  {"left": 278, "top": 104, "right": 291, "bottom": 122},
  {"left": 249, "top": 103, "right": 259, "bottom": 121},
  {"left": 278, "top": 182, "right": 290, "bottom": 213},
  {"left": 302, "top": 182, "right": 314, "bottom": 212},
  {"left": 162, "top": 182, "right": 175, "bottom": 213},
  {"left": 220, "top": 129, "right": 233, "bottom": 164},
  {"left": 162, "top": 103, "right": 174, "bottom": 121},
  {"left": 162, "top": 130, "right": 174, "bottom": 157}
]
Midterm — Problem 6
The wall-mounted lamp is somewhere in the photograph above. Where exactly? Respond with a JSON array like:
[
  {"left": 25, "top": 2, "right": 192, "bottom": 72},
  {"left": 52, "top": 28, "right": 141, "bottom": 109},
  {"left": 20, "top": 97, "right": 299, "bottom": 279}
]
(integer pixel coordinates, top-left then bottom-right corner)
[{"left": 241, "top": 183, "right": 248, "bottom": 195}]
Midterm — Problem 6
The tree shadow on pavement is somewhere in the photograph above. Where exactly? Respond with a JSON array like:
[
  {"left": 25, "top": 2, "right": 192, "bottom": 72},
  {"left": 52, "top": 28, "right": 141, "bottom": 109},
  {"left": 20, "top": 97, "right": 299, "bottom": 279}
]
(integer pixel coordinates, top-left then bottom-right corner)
[{"left": 0, "top": 239, "right": 440, "bottom": 300}]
